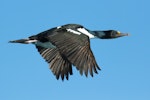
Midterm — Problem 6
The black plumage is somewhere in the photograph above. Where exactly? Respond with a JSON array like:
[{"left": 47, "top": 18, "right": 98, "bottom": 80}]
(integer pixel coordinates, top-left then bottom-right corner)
[{"left": 9, "top": 24, "right": 128, "bottom": 80}]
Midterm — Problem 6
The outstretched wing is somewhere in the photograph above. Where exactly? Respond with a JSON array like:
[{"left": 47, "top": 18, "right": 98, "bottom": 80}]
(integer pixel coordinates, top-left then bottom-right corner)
[
  {"left": 48, "top": 28, "right": 101, "bottom": 77},
  {"left": 36, "top": 46, "right": 72, "bottom": 80}
]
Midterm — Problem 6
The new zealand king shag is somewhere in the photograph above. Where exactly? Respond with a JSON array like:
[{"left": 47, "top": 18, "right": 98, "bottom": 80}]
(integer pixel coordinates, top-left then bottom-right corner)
[{"left": 9, "top": 24, "right": 129, "bottom": 80}]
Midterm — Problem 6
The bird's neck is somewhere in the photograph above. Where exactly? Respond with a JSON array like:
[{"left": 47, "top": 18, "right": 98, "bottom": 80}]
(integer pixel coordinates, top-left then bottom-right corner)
[{"left": 90, "top": 31, "right": 106, "bottom": 39}]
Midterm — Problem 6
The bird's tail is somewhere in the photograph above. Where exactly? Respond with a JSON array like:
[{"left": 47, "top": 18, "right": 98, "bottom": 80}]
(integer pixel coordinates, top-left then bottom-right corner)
[{"left": 9, "top": 38, "right": 37, "bottom": 44}]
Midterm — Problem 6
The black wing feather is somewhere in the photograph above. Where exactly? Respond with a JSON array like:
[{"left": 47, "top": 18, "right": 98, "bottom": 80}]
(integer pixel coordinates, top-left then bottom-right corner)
[
  {"left": 48, "top": 29, "right": 100, "bottom": 77},
  {"left": 36, "top": 46, "right": 72, "bottom": 80}
]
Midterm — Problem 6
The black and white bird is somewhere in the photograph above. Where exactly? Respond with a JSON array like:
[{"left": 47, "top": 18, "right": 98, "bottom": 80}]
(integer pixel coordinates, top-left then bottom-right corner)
[{"left": 9, "top": 24, "right": 128, "bottom": 80}]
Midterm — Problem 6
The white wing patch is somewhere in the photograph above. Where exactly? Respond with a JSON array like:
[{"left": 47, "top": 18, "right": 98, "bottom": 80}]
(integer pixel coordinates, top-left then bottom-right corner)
[
  {"left": 66, "top": 27, "right": 95, "bottom": 38},
  {"left": 57, "top": 26, "right": 62, "bottom": 29},
  {"left": 67, "top": 29, "right": 81, "bottom": 35},
  {"left": 26, "top": 39, "right": 38, "bottom": 43},
  {"left": 77, "top": 28, "right": 95, "bottom": 38}
]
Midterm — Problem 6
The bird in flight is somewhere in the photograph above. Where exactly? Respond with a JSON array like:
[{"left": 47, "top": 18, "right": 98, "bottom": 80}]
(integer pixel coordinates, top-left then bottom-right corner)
[{"left": 9, "top": 24, "right": 129, "bottom": 80}]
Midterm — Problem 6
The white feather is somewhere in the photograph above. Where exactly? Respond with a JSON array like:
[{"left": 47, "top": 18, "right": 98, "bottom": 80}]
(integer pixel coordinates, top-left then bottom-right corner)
[
  {"left": 26, "top": 39, "right": 38, "bottom": 43},
  {"left": 77, "top": 28, "right": 95, "bottom": 38},
  {"left": 57, "top": 26, "right": 62, "bottom": 29},
  {"left": 67, "top": 29, "right": 81, "bottom": 35}
]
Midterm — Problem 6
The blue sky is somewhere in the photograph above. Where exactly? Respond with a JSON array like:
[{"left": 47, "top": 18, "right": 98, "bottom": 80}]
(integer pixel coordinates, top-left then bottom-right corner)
[{"left": 0, "top": 0, "right": 150, "bottom": 100}]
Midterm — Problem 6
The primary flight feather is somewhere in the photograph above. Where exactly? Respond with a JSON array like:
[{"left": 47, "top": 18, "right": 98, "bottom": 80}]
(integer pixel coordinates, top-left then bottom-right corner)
[{"left": 9, "top": 24, "right": 128, "bottom": 80}]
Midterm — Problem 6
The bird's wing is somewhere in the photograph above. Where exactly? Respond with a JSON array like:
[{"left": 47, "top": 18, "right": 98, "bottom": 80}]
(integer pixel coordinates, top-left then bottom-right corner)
[
  {"left": 36, "top": 46, "right": 72, "bottom": 80},
  {"left": 48, "top": 28, "right": 100, "bottom": 77}
]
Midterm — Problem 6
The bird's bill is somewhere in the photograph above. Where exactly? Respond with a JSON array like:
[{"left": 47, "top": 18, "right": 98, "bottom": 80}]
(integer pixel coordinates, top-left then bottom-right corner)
[{"left": 117, "top": 33, "right": 129, "bottom": 37}]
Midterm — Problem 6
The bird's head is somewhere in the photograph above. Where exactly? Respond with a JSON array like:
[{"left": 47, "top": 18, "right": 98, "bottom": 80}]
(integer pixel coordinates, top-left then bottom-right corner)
[{"left": 100, "top": 30, "right": 129, "bottom": 39}]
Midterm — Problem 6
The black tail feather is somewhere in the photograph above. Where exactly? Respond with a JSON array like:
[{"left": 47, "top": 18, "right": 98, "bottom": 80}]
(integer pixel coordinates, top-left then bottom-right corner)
[{"left": 9, "top": 39, "right": 30, "bottom": 44}]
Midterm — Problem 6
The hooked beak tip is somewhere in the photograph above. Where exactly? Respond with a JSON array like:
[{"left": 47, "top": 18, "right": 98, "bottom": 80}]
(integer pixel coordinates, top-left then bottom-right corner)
[
  {"left": 126, "top": 33, "right": 130, "bottom": 36},
  {"left": 122, "top": 33, "right": 130, "bottom": 36}
]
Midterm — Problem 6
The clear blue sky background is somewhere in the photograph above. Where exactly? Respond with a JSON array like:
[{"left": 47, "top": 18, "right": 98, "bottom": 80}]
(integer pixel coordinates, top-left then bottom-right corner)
[{"left": 0, "top": 0, "right": 150, "bottom": 100}]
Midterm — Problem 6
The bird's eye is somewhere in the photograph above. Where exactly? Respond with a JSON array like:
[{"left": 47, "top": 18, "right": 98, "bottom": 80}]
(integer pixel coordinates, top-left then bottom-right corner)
[{"left": 117, "top": 31, "right": 121, "bottom": 34}]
